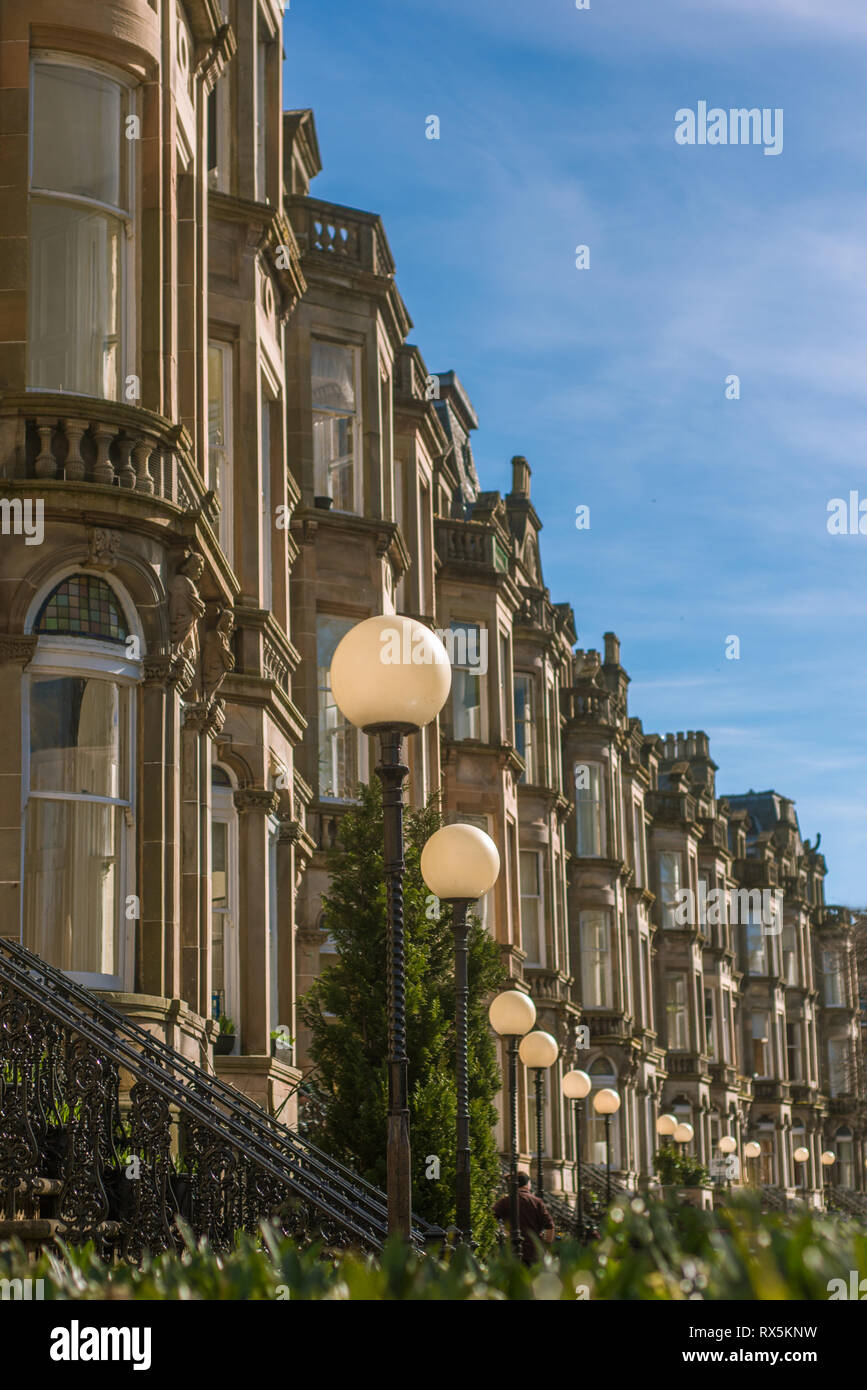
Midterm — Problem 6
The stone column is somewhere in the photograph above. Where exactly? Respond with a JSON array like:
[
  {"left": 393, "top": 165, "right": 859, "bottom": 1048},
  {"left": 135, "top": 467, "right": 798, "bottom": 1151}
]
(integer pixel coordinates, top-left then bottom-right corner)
[
  {"left": 180, "top": 700, "right": 211, "bottom": 1018},
  {"left": 233, "top": 787, "right": 280, "bottom": 1056},
  {"left": 0, "top": 637, "right": 37, "bottom": 934},
  {"left": 140, "top": 654, "right": 190, "bottom": 999}
]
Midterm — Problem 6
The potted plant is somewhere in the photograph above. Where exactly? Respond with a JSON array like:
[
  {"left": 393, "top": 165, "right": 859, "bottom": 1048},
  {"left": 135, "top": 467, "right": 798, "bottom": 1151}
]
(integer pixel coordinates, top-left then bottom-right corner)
[
  {"left": 215, "top": 1015, "right": 236, "bottom": 1055},
  {"left": 655, "top": 1147, "right": 713, "bottom": 1209}
]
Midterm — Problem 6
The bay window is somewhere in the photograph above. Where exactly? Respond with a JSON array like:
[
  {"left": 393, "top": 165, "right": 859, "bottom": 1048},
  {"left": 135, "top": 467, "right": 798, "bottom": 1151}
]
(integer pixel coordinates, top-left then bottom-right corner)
[
  {"left": 312, "top": 341, "right": 361, "bottom": 510},
  {"left": 29, "top": 58, "right": 134, "bottom": 399}
]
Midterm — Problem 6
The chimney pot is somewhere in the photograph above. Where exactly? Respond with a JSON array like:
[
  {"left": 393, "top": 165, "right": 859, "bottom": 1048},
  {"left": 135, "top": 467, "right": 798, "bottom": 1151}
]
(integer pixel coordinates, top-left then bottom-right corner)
[{"left": 511, "top": 455, "right": 531, "bottom": 498}]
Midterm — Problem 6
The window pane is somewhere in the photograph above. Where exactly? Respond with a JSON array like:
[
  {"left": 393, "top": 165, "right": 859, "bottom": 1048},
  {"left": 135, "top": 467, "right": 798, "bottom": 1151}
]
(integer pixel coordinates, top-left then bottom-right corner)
[
  {"left": 30, "top": 676, "right": 127, "bottom": 799},
  {"left": 312, "top": 342, "right": 356, "bottom": 412},
  {"left": 580, "top": 911, "right": 612, "bottom": 1007},
  {"left": 23, "top": 798, "right": 122, "bottom": 976},
  {"left": 514, "top": 674, "right": 535, "bottom": 782},
  {"left": 317, "top": 615, "right": 358, "bottom": 798},
  {"left": 29, "top": 200, "right": 121, "bottom": 397},
  {"left": 520, "top": 849, "right": 542, "bottom": 963},
  {"left": 212, "top": 820, "right": 228, "bottom": 908},
  {"left": 208, "top": 343, "right": 233, "bottom": 558},
  {"left": 659, "top": 851, "right": 682, "bottom": 928},
  {"left": 575, "top": 764, "right": 605, "bottom": 856},
  {"left": 33, "top": 64, "right": 123, "bottom": 208}
]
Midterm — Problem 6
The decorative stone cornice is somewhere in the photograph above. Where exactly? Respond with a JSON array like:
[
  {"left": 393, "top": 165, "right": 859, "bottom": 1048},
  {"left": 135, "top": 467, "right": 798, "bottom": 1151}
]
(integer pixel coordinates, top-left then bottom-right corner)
[
  {"left": 233, "top": 788, "right": 280, "bottom": 817},
  {"left": 0, "top": 634, "right": 38, "bottom": 664}
]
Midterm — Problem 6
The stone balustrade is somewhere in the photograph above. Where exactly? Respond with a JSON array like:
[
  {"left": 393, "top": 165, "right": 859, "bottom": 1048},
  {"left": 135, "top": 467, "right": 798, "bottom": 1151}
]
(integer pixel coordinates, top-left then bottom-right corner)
[{"left": 0, "top": 392, "right": 211, "bottom": 515}]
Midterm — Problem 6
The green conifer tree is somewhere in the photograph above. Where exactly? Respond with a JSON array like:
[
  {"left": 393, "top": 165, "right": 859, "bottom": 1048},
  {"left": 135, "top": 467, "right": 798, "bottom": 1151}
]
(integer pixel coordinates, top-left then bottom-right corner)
[{"left": 298, "top": 780, "right": 505, "bottom": 1250}]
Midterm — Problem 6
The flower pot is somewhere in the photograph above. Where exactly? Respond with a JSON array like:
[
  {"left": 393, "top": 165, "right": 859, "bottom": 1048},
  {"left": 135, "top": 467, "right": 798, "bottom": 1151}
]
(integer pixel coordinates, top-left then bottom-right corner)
[
  {"left": 214, "top": 1034, "right": 235, "bottom": 1055},
  {"left": 313, "top": 495, "right": 333, "bottom": 510}
]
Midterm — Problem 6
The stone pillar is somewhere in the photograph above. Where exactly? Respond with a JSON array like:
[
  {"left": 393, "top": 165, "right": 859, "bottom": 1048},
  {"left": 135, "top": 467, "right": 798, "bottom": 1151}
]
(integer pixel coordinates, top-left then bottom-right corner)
[
  {"left": 233, "top": 787, "right": 279, "bottom": 1055},
  {"left": 180, "top": 700, "right": 211, "bottom": 1018},
  {"left": 140, "top": 654, "right": 189, "bottom": 998},
  {"left": 0, "top": 637, "right": 37, "bottom": 933}
]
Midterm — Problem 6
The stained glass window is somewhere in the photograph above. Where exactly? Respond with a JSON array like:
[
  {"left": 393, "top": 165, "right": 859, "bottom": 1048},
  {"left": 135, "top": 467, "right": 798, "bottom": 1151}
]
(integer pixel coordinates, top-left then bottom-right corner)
[{"left": 35, "top": 575, "right": 128, "bottom": 644}]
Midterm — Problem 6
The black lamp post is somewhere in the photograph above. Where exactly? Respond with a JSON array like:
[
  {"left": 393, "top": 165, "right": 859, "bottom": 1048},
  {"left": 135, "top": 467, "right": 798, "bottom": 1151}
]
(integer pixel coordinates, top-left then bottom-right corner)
[
  {"left": 592, "top": 1087, "right": 621, "bottom": 1206},
  {"left": 421, "top": 823, "right": 501, "bottom": 1244},
  {"left": 489, "top": 990, "right": 537, "bottom": 1255},
  {"left": 519, "top": 1030, "right": 559, "bottom": 1200},
  {"left": 821, "top": 1149, "right": 836, "bottom": 1211},
  {"left": 330, "top": 615, "right": 452, "bottom": 1238},
  {"left": 563, "top": 1069, "right": 591, "bottom": 1238}
]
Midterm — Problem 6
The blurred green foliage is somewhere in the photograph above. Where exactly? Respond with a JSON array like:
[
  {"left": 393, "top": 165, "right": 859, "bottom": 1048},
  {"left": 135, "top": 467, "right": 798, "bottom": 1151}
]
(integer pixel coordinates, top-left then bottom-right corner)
[{"left": 2, "top": 1194, "right": 865, "bottom": 1300}]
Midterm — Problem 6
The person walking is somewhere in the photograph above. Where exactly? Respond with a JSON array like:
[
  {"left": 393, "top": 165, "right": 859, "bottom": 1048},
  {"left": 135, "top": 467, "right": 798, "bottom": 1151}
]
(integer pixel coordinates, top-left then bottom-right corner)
[{"left": 493, "top": 1171, "right": 555, "bottom": 1265}]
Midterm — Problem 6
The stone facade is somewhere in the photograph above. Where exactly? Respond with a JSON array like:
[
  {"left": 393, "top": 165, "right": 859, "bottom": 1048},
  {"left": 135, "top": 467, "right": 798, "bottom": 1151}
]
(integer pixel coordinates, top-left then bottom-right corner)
[{"left": 1, "top": 0, "right": 864, "bottom": 1206}]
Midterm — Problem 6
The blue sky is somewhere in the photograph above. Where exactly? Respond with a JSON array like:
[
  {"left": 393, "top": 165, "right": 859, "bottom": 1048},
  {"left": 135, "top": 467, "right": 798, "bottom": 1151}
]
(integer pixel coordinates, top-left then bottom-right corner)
[{"left": 283, "top": 0, "right": 867, "bottom": 904}]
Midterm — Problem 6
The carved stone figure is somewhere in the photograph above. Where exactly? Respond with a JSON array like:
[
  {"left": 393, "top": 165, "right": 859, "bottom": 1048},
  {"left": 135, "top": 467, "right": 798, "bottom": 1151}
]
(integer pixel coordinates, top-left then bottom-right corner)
[
  {"left": 169, "top": 553, "right": 206, "bottom": 674},
  {"left": 202, "top": 607, "right": 235, "bottom": 701}
]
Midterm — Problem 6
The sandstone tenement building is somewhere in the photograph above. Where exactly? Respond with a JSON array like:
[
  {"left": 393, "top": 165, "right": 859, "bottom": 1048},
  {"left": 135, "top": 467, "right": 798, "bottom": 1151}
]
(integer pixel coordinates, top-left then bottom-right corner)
[{"left": 0, "top": 0, "right": 863, "bottom": 1214}]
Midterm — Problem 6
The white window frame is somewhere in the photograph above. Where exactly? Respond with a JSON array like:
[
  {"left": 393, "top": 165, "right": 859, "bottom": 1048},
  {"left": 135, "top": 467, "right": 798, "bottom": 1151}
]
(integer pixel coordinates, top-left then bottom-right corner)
[{"left": 28, "top": 52, "right": 137, "bottom": 401}]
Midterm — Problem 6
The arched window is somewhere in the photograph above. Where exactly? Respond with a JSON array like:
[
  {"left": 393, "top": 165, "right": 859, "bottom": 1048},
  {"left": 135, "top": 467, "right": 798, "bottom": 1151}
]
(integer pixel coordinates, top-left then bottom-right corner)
[
  {"left": 35, "top": 574, "right": 128, "bottom": 643},
  {"left": 22, "top": 571, "right": 140, "bottom": 988}
]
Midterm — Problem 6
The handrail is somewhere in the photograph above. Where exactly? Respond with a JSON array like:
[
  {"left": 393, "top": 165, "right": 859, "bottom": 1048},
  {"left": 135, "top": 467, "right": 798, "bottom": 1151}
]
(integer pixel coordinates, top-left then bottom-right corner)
[{"left": 0, "top": 939, "right": 439, "bottom": 1252}]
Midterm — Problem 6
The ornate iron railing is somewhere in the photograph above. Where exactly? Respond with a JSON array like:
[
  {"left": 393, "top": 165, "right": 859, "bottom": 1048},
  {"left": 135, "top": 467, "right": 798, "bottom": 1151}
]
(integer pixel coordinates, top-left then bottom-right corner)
[{"left": 0, "top": 939, "right": 439, "bottom": 1259}]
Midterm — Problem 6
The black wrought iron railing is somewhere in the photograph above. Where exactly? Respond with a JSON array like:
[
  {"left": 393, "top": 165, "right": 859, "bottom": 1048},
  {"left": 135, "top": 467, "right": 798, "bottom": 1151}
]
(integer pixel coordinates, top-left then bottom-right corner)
[{"left": 0, "top": 938, "right": 439, "bottom": 1259}]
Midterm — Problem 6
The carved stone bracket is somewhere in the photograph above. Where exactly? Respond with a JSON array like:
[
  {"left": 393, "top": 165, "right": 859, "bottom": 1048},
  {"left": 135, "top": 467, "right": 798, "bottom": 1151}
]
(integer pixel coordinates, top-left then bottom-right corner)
[
  {"left": 143, "top": 652, "right": 194, "bottom": 690},
  {"left": 233, "top": 788, "right": 280, "bottom": 817}
]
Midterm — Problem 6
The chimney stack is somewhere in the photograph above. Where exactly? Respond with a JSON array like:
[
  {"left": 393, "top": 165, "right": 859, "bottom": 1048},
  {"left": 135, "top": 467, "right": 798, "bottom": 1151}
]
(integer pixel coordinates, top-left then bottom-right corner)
[
  {"left": 603, "top": 632, "right": 620, "bottom": 666},
  {"left": 511, "top": 455, "right": 531, "bottom": 498}
]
